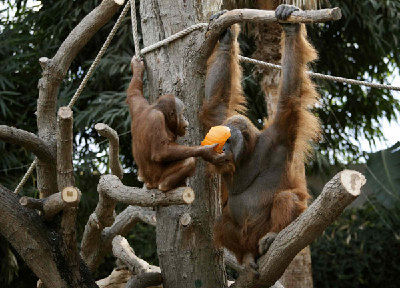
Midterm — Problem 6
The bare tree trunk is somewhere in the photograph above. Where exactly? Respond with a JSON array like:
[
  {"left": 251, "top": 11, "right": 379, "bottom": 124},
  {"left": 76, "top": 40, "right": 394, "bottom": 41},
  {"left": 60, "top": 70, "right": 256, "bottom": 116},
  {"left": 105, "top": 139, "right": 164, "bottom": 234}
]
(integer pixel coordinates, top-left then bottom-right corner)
[{"left": 139, "top": 1, "right": 226, "bottom": 287}]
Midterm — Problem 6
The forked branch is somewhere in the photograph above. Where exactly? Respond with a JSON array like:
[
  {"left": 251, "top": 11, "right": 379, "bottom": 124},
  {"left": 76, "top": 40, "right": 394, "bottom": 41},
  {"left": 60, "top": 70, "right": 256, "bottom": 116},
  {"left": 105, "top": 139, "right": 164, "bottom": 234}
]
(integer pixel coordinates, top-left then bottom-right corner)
[
  {"left": 95, "top": 123, "right": 123, "bottom": 179},
  {"left": 81, "top": 205, "right": 156, "bottom": 271}
]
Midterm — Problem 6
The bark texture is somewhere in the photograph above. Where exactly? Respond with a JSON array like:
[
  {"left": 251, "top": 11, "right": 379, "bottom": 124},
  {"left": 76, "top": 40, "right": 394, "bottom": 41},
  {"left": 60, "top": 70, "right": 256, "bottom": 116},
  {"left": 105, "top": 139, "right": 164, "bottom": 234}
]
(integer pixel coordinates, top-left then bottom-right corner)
[
  {"left": 57, "top": 107, "right": 75, "bottom": 190},
  {"left": 95, "top": 123, "right": 123, "bottom": 179},
  {"left": 140, "top": 1, "right": 226, "bottom": 287},
  {"left": 98, "top": 174, "right": 195, "bottom": 206}
]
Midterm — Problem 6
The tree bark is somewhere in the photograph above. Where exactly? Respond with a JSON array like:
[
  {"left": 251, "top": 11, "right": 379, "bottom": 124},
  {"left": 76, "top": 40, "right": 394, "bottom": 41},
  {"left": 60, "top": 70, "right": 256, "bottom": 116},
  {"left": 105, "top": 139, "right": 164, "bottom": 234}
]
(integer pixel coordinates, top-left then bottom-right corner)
[
  {"left": 140, "top": 1, "right": 226, "bottom": 287},
  {"left": 0, "top": 185, "right": 97, "bottom": 288},
  {"left": 95, "top": 123, "right": 124, "bottom": 179}
]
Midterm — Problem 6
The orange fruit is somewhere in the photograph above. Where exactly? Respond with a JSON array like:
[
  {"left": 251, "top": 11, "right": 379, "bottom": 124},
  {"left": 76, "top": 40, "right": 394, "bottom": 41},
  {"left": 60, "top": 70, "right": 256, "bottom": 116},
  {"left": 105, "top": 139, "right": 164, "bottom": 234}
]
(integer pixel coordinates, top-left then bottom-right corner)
[{"left": 201, "top": 126, "right": 231, "bottom": 153}]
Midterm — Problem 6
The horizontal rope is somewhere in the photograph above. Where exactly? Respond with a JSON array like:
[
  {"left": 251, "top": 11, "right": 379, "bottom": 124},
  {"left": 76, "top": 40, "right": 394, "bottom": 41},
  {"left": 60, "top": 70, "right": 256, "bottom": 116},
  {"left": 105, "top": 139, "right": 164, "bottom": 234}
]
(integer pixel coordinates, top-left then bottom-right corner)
[
  {"left": 239, "top": 56, "right": 400, "bottom": 91},
  {"left": 140, "top": 23, "right": 208, "bottom": 55}
]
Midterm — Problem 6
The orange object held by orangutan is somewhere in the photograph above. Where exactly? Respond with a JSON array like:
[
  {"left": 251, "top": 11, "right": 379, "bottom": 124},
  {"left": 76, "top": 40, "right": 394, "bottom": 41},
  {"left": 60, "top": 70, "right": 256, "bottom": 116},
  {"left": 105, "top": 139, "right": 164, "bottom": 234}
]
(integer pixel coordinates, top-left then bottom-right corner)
[{"left": 201, "top": 126, "right": 231, "bottom": 153}]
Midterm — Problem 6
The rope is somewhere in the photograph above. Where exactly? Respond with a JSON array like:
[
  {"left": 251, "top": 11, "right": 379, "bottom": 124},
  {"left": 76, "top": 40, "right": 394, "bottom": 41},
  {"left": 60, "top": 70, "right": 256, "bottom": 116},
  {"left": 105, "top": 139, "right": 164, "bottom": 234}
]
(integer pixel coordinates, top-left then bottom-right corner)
[
  {"left": 68, "top": 2, "right": 131, "bottom": 108},
  {"left": 14, "top": 158, "right": 37, "bottom": 194},
  {"left": 129, "top": 0, "right": 142, "bottom": 59},
  {"left": 239, "top": 56, "right": 400, "bottom": 91},
  {"left": 140, "top": 23, "right": 208, "bottom": 55}
]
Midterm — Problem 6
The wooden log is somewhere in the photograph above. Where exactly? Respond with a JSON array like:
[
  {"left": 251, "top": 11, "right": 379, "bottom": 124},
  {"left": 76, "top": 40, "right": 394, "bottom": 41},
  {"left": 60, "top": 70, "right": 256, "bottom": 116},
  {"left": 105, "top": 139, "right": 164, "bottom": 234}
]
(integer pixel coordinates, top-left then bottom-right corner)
[
  {"left": 98, "top": 174, "right": 195, "bottom": 206},
  {"left": 234, "top": 170, "right": 366, "bottom": 288},
  {"left": 57, "top": 107, "right": 75, "bottom": 190},
  {"left": 95, "top": 123, "right": 123, "bottom": 179},
  {"left": 61, "top": 186, "right": 81, "bottom": 204},
  {"left": 20, "top": 192, "right": 64, "bottom": 220}
]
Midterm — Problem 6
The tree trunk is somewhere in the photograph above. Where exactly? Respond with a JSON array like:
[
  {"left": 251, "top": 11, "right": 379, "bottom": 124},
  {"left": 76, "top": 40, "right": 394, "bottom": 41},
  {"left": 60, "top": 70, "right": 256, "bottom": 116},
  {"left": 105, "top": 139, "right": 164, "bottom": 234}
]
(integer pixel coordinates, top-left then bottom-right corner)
[{"left": 140, "top": 1, "right": 226, "bottom": 288}]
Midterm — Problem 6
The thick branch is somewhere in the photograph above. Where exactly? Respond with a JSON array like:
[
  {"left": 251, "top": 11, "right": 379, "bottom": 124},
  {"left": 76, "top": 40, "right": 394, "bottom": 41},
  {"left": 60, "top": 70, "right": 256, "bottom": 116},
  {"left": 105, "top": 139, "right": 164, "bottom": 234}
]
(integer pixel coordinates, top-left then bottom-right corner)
[
  {"left": 112, "top": 236, "right": 162, "bottom": 288},
  {"left": 0, "top": 125, "right": 55, "bottom": 163},
  {"left": 81, "top": 205, "right": 155, "bottom": 271},
  {"left": 201, "top": 7, "right": 341, "bottom": 59},
  {"left": 0, "top": 185, "right": 95, "bottom": 288},
  {"left": 20, "top": 192, "right": 64, "bottom": 220},
  {"left": 235, "top": 170, "right": 366, "bottom": 288},
  {"left": 57, "top": 107, "right": 75, "bottom": 189},
  {"left": 19, "top": 187, "right": 81, "bottom": 220},
  {"left": 95, "top": 123, "right": 123, "bottom": 179},
  {"left": 98, "top": 174, "right": 195, "bottom": 206}
]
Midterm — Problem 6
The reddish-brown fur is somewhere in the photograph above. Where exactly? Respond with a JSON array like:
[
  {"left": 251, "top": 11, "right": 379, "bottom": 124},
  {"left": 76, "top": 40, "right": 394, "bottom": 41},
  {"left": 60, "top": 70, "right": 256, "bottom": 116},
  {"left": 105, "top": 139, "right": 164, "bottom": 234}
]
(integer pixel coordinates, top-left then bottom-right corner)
[
  {"left": 201, "top": 7, "right": 320, "bottom": 267},
  {"left": 127, "top": 58, "right": 222, "bottom": 191}
]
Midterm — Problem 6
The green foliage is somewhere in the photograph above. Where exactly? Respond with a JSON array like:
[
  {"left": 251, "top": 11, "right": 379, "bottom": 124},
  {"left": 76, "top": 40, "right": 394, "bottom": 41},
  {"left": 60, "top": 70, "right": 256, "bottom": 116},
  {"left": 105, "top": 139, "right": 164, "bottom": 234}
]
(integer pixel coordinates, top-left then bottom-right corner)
[
  {"left": 311, "top": 199, "right": 400, "bottom": 287},
  {"left": 365, "top": 142, "right": 400, "bottom": 208},
  {"left": 309, "top": 0, "right": 400, "bottom": 163}
]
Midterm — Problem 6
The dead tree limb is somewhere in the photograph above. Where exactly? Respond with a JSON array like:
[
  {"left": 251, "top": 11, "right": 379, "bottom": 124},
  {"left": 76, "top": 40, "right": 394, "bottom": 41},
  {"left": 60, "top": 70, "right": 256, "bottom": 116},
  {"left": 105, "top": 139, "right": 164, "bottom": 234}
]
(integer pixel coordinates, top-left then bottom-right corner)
[
  {"left": 19, "top": 188, "right": 81, "bottom": 220},
  {"left": 36, "top": 0, "right": 125, "bottom": 197},
  {"left": 96, "top": 268, "right": 132, "bottom": 288},
  {"left": 57, "top": 107, "right": 75, "bottom": 189},
  {"left": 0, "top": 125, "right": 55, "bottom": 163},
  {"left": 201, "top": 7, "right": 341, "bottom": 60},
  {"left": 234, "top": 170, "right": 366, "bottom": 288},
  {"left": 112, "top": 235, "right": 162, "bottom": 288},
  {"left": 98, "top": 174, "right": 195, "bottom": 206},
  {"left": 0, "top": 185, "right": 95, "bottom": 288},
  {"left": 95, "top": 123, "right": 123, "bottom": 179},
  {"left": 81, "top": 205, "right": 156, "bottom": 271}
]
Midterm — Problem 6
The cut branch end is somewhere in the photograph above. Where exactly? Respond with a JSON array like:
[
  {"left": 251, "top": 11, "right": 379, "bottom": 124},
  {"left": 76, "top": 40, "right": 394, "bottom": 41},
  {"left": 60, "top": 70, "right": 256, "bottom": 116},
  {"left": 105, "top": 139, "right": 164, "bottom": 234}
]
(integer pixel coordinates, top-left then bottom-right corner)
[{"left": 61, "top": 187, "right": 81, "bottom": 204}]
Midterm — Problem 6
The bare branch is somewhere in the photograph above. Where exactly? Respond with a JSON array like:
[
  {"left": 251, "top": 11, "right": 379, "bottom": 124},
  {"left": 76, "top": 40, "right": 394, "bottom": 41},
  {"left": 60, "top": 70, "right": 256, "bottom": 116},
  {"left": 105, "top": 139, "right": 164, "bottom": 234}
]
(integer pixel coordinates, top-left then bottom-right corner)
[
  {"left": 81, "top": 206, "right": 156, "bottom": 271},
  {"left": 96, "top": 268, "right": 132, "bottom": 288},
  {"left": 112, "top": 236, "right": 162, "bottom": 288},
  {"left": 20, "top": 187, "right": 81, "bottom": 221},
  {"left": 95, "top": 123, "right": 123, "bottom": 179},
  {"left": 57, "top": 107, "right": 75, "bottom": 189},
  {"left": 98, "top": 174, "right": 195, "bottom": 206},
  {"left": 0, "top": 125, "right": 55, "bottom": 163},
  {"left": 234, "top": 170, "right": 366, "bottom": 288},
  {"left": 37, "top": 0, "right": 125, "bottom": 197},
  {"left": 201, "top": 7, "right": 341, "bottom": 59}
]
